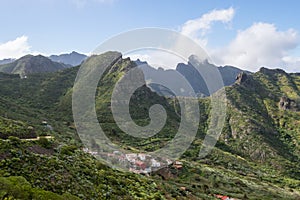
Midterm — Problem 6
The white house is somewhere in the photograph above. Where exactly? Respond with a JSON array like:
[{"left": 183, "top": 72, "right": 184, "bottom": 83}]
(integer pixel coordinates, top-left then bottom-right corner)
[{"left": 151, "top": 158, "right": 161, "bottom": 168}]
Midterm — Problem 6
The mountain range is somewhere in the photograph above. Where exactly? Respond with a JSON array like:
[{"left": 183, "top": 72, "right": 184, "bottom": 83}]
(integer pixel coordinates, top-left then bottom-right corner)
[
  {"left": 137, "top": 55, "right": 247, "bottom": 97},
  {"left": 49, "top": 51, "right": 87, "bottom": 66},
  {"left": 0, "top": 52, "right": 244, "bottom": 94},
  {"left": 0, "top": 55, "right": 71, "bottom": 78},
  {"left": 0, "top": 51, "right": 87, "bottom": 78},
  {"left": 0, "top": 51, "right": 299, "bottom": 199},
  {"left": 0, "top": 58, "right": 15, "bottom": 65}
]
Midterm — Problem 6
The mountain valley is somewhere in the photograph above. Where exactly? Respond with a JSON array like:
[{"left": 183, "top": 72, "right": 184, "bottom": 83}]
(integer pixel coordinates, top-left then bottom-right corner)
[{"left": 0, "top": 52, "right": 299, "bottom": 199}]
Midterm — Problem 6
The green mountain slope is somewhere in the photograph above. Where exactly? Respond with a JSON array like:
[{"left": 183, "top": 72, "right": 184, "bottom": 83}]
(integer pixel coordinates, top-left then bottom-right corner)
[
  {"left": 0, "top": 55, "right": 71, "bottom": 78},
  {"left": 0, "top": 53, "right": 168, "bottom": 199},
  {"left": 0, "top": 52, "right": 299, "bottom": 199},
  {"left": 223, "top": 69, "right": 300, "bottom": 171}
]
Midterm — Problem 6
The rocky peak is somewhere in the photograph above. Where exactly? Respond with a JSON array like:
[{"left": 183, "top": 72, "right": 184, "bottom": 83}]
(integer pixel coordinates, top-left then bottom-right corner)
[
  {"left": 259, "top": 67, "right": 287, "bottom": 75},
  {"left": 235, "top": 72, "right": 248, "bottom": 84}
]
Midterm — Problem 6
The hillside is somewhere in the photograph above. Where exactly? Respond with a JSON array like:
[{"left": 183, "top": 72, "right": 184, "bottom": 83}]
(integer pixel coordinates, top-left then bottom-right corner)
[
  {"left": 0, "top": 55, "right": 71, "bottom": 78},
  {"left": 0, "top": 53, "right": 168, "bottom": 199},
  {"left": 0, "top": 52, "right": 299, "bottom": 199},
  {"left": 222, "top": 68, "right": 300, "bottom": 173}
]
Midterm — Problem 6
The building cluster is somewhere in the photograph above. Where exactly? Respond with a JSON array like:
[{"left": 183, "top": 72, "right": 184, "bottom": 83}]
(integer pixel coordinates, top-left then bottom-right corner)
[
  {"left": 124, "top": 152, "right": 173, "bottom": 174},
  {"left": 82, "top": 148, "right": 182, "bottom": 174}
]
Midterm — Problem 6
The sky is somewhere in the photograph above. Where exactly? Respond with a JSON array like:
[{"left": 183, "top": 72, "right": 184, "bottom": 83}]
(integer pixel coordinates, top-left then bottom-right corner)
[{"left": 0, "top": 0, "right": 300, "bottom": 72}]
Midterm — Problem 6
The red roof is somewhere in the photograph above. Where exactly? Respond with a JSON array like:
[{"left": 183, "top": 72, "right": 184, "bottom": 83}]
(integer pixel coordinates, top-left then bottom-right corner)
[
  {"left": 135, "top": 161, "right": 146, "bottom": 169},
  {"left": 215, "top": 194, "right": 230, "bottom": 200}
]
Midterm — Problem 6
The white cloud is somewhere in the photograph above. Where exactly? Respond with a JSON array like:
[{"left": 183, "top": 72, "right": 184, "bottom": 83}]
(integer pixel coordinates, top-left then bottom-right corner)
[
  {"left": 282, "top": 56, "right": 300, "bottom": 72},
  {"left": 127, "top": 8, "right": 235, "bottom": 70},
  {"left": 180, "top": 7, "right": 235, "bottom": 47},
  {"left": 212, "top": 23, "right": 299, "bottom": 72},
  {"left": 127, "top": 50, "right": 186, "bottom": 70},
  {"left": 0, "top": 36, "right": 31, "bottom": 59},
  {"left": 178, "top": 8, "right": 300, "bottom": 72}
]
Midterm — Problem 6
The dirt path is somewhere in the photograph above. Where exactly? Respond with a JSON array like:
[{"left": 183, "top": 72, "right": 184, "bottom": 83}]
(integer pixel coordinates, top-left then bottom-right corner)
[{"left": 21, "top": 136, "right": 54, "bottom": 141}]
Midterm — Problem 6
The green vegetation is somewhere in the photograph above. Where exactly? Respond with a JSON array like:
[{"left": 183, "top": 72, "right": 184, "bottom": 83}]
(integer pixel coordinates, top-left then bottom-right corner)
[
  {"left": 0, "top": 176, "right": 79, "bottom": 200},
  {"left": 0, "top": 52, "right": 299, "bottom": 199},
  {"left": 0, "top": 117, "right": 37, "bottom": 139},
  {"left": 0, "top": 139, "right": 164, "bottom": 199}
]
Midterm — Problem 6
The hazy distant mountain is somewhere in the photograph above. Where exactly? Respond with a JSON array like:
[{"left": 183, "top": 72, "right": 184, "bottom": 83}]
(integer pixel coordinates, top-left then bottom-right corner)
[
  {"left": 219, "top": 65, "right": 249, "bottom": 85},
  {"left": 0, "top": 58, "right": 15, "bottom": 65},
  {"left": 49, "top": 51, "right": 87, "bottom": 66},
  {"left": 177, "top": 55, "right": 249, "bottom": 96},
  {"left": 0, "top": 55, "right": 71, "bottom": 78},
  {"left": 139, "top": 64, "right": 196, "bottom": 97},
  {"left": 136, "top": 56, "right": 247, "bottom": 97}
]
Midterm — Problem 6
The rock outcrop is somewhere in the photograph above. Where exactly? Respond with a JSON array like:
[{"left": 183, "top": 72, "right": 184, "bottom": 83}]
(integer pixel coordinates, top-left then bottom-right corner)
[
  {"left": 279, "top": 96, "right": 298, "bottom": 111},
  {"left": 235, "top": 72, "right": 248, "bottom": 84}
]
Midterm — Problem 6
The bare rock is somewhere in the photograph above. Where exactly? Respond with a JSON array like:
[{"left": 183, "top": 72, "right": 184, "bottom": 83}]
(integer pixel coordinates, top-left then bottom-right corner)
[
  {"left": 235, "top": 72, "right": 248, "bottom": 84},
  {"left": 279, "top": 96, "right": 298, "bottom": 111}
]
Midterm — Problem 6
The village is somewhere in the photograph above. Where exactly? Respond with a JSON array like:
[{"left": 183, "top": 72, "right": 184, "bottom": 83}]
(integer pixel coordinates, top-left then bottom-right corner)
[
  {"left": 82, "top": 147, "right": 183, "bottom": 174},
  {"left": 83, "top": 147, "right": 241, "bottom": 199}
]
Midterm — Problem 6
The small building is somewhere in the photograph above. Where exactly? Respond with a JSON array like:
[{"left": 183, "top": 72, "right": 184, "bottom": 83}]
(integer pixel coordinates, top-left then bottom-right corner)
[
  {"left": 174, "top": 161, "right": 183, "bottom": 165},
  {"left": 214, "top": 194, "right": 232, "bottom": 200},
  {"left": 135, "top": 161, "right": 146, "bottom": 170},
  {"left": 138, "top": 153, "right": 146, "bottom": 161},
  {"left": 173, "top": 161, "right": 183, "bottom": 169},
  {"left": 143, "top": 167, "right": 152, "bottom": 174},
  {"left": 126, "top": 153, "right": 137, "bottom": 162},
  {"left": 82, "top": 148, "right": 89, "bottom": 153},
  {"left": 151, "top": 158, "right": 161, "bottom": 168},
  {"left": 166, "top": 159, "right": 173, "bottom": 165}
]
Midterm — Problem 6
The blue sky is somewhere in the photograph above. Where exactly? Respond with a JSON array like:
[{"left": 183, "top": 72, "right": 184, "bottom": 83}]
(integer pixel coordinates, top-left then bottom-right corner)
[{"left": 1, "top": 0, "right": 300, "bottom": 71}]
